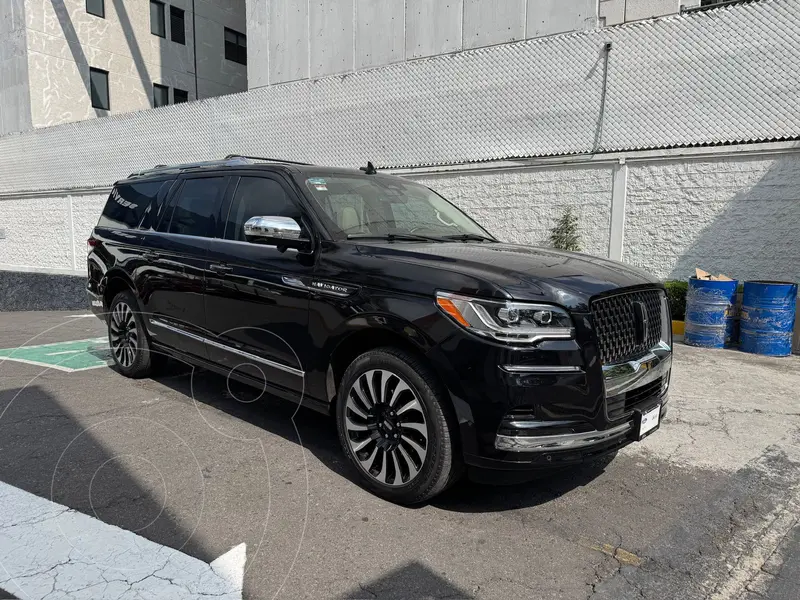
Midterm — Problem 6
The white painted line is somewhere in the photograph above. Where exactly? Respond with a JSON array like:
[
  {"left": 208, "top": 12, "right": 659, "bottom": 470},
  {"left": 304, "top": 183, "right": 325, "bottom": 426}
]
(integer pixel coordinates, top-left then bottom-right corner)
[
  {"left": 0, "top": 356, "right": 112, "bottom": 373},
  {"left": 1, "top": 337, "right": 107, "bottom": 351},
  {"left": 0, "top": 481, "right": 245, "bottom": 599},
  {"left": 46, "top": 350, "right": 83, "bottom": 356},
  {"left": 0, "top": 357, "right": 79, "bottom": 373},
  {"left": 66, "top": 314, "right": 97, "bottom": 318}
]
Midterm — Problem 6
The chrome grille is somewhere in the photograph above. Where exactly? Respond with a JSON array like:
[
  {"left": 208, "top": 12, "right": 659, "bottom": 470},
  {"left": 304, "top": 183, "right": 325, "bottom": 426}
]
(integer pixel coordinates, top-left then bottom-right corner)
[{"left": 591, "top": 289, "right": 663, "bottom": 365}]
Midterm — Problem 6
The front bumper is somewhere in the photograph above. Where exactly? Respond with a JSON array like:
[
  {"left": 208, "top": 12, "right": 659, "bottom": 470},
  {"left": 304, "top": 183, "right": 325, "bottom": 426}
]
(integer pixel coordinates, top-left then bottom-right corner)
[
  {"left": 495, "top": 420, "right": 633, "bottom": 452},
  {"left": 427, "top": 312, "right": 672, "bottom": 472},
  {"left": 494, "top": 341, "right": 671, "bottom": 453}
]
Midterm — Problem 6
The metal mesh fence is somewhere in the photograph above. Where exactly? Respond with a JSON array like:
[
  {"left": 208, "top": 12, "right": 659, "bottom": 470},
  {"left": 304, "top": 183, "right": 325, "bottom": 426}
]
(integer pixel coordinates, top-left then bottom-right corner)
[{"left": 0, "top": 0, "right": 797, "bottom": 193}]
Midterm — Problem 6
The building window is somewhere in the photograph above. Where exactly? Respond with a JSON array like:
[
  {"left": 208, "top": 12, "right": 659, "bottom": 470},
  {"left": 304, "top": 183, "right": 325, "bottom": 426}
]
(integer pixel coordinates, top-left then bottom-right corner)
[
  {"left": 153, "top": 84, "right": 170, "bottom": 108},
  {"left": 224, "top": 28, "right": 247, "bottom": 66},
  {"left": 170, "top": 6, "right": 186, "bottom": 45},
  {"left": 150, "top": 1, "right": 166, "bottom": 38},
  {"left": 90, "top": 68, "right": 110, "bottom": 110},
  {"left": 86, "top": 0, "right": 104, "bottom": 18},
  {"left": 174, "top": 88, "right": 189, "bottom": 104}
]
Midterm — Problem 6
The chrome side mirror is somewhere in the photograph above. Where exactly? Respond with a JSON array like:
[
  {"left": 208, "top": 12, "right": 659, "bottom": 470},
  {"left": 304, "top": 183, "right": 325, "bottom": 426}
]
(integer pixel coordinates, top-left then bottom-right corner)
[{"left": 243, "top": 216, "right": 309, "bottom": 249}]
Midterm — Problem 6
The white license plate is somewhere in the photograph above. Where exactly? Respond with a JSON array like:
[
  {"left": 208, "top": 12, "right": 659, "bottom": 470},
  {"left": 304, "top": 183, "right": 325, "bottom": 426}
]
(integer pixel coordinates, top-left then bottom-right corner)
[{"left": 638, "top": 404, "right": 661, "bottom": 440}]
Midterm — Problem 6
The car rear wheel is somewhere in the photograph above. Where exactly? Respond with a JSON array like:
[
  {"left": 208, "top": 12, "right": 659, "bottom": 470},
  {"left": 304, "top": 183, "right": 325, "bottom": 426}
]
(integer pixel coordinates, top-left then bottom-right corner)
[
  {"left": 108, "top": 290, "right": 153, "bottom": 378},
  {"left": 336, "top": 347, "right": 462, "bottom": 504}
]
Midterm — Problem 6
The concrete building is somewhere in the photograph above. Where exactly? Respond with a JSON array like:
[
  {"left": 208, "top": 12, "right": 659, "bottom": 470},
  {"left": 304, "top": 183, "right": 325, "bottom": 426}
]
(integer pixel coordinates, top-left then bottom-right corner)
[
  {"left": 0, "top": 0, "right": 247, "bottom": 136},
  {"left": 245, "top": 0, "right": 704, "bottom": 88}
]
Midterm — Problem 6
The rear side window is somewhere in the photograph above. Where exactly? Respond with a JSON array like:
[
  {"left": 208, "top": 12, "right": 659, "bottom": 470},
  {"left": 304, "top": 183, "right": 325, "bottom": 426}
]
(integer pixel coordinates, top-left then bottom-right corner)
[
  {"left": 223, "top": 177, "right": 301, "bottom": 242},
  {"left": 166, "top": 177, "right": 225, "bottom": 237},
  {"left": 138, "top": 179, "right": 174, "bottom": 230},
  {"left": 97, "top": 181, "right": 164, "bottom": 229}
]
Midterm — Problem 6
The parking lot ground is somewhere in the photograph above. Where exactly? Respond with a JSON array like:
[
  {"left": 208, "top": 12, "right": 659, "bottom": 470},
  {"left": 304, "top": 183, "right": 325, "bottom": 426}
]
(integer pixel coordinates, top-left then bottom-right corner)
[{"left": 0, "top": 310, "right": 798, "bottom": 600}]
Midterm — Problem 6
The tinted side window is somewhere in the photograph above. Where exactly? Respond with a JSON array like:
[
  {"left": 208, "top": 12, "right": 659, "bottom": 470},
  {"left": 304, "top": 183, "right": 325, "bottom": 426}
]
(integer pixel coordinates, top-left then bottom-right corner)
[
  {"left": 97, "top": 181, "right": 163, "bottom": 229},
  {"left": 224, "top": 177, "right": 301, "bottom": 242},
  {"left": 138, "top": 179, "right": 174, "bottom": 230},
  {"left": 167, "top": 177, "right": 225, "bottom": 237}
]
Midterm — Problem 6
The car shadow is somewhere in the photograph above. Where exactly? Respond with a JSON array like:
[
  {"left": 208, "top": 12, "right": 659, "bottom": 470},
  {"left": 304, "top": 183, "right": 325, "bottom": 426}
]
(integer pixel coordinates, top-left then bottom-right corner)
[{"left": 150, "top": 360, "right": 614, "bottom": 512}]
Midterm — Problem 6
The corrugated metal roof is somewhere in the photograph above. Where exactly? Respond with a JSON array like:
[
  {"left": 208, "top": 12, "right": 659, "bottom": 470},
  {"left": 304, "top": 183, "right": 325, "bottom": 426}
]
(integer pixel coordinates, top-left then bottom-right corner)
[{"left": 0, "top": 0, "right": 797, "bottom": 193}]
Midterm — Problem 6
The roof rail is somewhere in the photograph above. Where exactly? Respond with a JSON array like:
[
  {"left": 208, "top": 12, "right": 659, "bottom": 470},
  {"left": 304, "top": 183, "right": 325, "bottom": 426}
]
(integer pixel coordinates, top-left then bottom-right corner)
[
  {"left": 127, "top": 157, "right": 252, "bottom": 179},
  {"left": 224, "top": 154, "right": 313, "bottom": 166},
  {"left": 128, "top": 155, "right": 314, "bottom": 179}
]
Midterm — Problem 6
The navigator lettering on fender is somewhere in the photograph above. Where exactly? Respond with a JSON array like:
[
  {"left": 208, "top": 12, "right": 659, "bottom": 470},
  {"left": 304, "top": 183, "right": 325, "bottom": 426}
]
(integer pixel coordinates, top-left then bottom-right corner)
[{"left": 311, "top": 280, "right": 354, "bottom": 297}]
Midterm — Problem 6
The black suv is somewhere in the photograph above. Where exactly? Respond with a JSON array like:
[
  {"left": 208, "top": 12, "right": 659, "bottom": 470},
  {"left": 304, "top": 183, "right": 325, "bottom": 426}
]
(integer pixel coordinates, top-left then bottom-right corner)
[{"left": 88, "top": 155, "right": 671, "bottom": 503}]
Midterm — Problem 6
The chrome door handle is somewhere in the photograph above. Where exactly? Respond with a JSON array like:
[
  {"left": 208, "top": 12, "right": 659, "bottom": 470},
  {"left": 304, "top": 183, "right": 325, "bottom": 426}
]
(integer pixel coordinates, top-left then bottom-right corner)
[{"left": 209, "top": 263, "right": 233, "bottom": 274}]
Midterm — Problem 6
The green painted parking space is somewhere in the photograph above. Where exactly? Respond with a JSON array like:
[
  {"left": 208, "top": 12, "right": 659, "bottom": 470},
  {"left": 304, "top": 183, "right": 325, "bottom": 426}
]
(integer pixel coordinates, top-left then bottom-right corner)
[{"left": 0, "top": 337, "right": 113, "bottom": 372}]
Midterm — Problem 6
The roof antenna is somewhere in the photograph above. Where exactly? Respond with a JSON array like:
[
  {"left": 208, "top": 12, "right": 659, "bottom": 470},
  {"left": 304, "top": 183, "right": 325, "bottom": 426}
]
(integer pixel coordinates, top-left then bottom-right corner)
[{"left": 360, "top": 161, "right": 378, "bottom": 175}]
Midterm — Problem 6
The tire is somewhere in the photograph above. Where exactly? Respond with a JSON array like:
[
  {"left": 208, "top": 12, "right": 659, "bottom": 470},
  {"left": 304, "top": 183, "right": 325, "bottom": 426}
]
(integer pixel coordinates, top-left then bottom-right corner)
[
  {"left": 336, "top": 347, "right": 462, "bottom": 504},
  {"left": 107, "top": 290, "right": 154, "bottom": 379}
]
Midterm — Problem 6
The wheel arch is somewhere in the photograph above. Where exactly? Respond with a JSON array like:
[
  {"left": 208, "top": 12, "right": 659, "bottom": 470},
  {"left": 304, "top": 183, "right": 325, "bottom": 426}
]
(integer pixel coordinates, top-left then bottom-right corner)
[
  {"left": 324, "top": 317, "right": 457, "bottom": 423},
  {"left": 100, "top": 269, "right": 139, "bottom": 312}
]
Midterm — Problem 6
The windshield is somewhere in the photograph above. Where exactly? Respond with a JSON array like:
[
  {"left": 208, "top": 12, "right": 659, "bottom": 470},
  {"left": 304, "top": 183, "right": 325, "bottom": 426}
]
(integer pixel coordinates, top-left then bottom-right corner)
[{"left": 301, "top": 174, "right": 493, "bottom": 240}]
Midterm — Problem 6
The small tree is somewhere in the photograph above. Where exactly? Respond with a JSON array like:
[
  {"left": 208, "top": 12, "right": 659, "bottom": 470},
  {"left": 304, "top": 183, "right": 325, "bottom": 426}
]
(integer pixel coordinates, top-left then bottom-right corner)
[{"left": 549, "top": 207, "right": 581, "bottom": 252}]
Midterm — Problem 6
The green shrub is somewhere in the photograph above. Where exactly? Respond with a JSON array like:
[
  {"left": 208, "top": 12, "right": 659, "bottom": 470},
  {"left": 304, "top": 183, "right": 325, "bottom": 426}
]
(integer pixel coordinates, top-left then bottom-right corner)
[
  {"left": 664, "top": 280, "right": 688, "bottom": 321},
  {"left": 549, "top": 207, "right": 581, "bottom": 252}
]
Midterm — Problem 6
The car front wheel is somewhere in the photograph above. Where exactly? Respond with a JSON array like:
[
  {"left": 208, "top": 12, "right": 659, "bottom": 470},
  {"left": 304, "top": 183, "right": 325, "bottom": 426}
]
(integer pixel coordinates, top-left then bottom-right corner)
[{"left": 336, "top": 347, "right": 461, "bottom": 504}]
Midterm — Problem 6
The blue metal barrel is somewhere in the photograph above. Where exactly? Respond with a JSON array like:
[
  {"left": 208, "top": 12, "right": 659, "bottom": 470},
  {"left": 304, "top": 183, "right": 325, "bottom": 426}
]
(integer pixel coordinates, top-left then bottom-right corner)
[
  {"left": 740, "top": 281, "right": 798, "bottom": 357},
  {"left": 684, "top": 277, "right": 739, "bottom": 349}
]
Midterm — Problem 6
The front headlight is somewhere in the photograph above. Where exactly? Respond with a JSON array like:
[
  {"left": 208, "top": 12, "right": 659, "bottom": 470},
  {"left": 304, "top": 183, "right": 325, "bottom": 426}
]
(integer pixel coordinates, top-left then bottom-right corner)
[{"left": 435, "top": 291, "right": 574, "bottom": 344}]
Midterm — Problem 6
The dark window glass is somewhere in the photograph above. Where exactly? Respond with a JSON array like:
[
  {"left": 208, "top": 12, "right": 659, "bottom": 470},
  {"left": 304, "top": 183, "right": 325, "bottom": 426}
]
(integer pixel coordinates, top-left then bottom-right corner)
[
  {"left": 89, "top": 68, "right": 110, "bottom": 110},
  {"left": 98, "top": 182, "right": 164, "bottom": 229},
  {"left": 224, "top": 28, "right": 247, "bottom": 66},
  {"left": 139, "top": 180, "right": 174, "bottom": 230},
  {"left": 224, "top": 178, "right": 301, "bottom": 242},
  {"left": 150, "top": 1, "right": 166, "bottom": 37},
  {"left": 174, "top": 88, "right": 189, "bottom": 104},
  {"left": 168, "top": 177, "right": 225, "bottom": 237},
  {"left": 86, "top": 0, "right": 104, "bottom": 18},
  {"left": 170, "top": 6, "right": 185, "bottom": 44},
  {"left": 153, "top": 84, "right": 169, "bottom": 108}
]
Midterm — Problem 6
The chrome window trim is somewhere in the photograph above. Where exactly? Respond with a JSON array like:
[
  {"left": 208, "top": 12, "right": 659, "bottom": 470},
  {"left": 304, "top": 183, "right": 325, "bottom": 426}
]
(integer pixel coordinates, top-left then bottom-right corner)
[
  {"left": 149, "top": 318, "right": 304, "bottom": 377},
  {"left": 495, "top": 421, "right": 633, "bottom": 452}
]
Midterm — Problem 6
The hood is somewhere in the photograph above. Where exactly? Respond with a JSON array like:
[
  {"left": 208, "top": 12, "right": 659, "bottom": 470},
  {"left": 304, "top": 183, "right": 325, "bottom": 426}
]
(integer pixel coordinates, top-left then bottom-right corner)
[{"left": 349, "top": 241, "right": 661, "bottom": 311}]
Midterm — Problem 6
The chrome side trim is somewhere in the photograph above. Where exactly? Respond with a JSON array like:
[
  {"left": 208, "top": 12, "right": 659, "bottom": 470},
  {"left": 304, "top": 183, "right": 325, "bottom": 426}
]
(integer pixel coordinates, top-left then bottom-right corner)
[
  {"left": 495, "top": 421, "right": 633, "bottom": 452},
  {"left": 149, "top": 319, "right": 206, "bottom": 342},
  {"left": 499, "top": 365, "right": 582, "bottom": 374},
  {"left": 602, "top": 341, "right": 671, "bottom": 397},
  {"left": 149, "top": 319, "right": 304, "bottom": 377}
]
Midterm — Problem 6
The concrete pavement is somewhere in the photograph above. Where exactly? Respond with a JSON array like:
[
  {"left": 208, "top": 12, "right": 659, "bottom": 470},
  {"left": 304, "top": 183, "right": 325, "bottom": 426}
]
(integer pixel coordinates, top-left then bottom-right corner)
[{"left": 0, "top": 311, "right": 797, "bottom": 599}]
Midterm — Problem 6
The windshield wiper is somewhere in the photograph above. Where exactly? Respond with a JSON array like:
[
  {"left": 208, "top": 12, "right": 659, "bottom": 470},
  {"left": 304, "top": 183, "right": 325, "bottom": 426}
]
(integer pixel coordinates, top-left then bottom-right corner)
[
  {"left": 347, "top": 233, "right": 442, "bottom": 242},
  {"left": 441, "top": 233, "right": 497, "bottom": 242}
]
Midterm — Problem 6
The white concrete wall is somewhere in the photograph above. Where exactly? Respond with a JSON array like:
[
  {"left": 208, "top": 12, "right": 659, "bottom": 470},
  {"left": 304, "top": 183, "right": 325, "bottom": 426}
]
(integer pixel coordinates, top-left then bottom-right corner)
[
  {"left": 247, "top": 0, "right": 600, "bottom": 87},
  {"left": 409, "top": 165, "right": 613, "bottom": 259},
  {"left": 18, "top": 0, "right": 247, "bottom": 131},
  {"left": 0, "top": 192, "right": 106, "bottom": 273},
  {"left": 0, "top": 0, "right": 33, "bottom": 135},
  {"left": 3, "top": 146, "right": 798, "bottom": 288},
  {"left": 624, "top": 153, "right": 800, "bottom": 283}
]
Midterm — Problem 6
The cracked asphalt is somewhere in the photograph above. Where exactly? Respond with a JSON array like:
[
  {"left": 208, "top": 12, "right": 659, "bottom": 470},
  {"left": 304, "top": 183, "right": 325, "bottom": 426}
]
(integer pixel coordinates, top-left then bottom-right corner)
[{"left": 0, "top": 310, "right": 799, "bottom": 599}]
